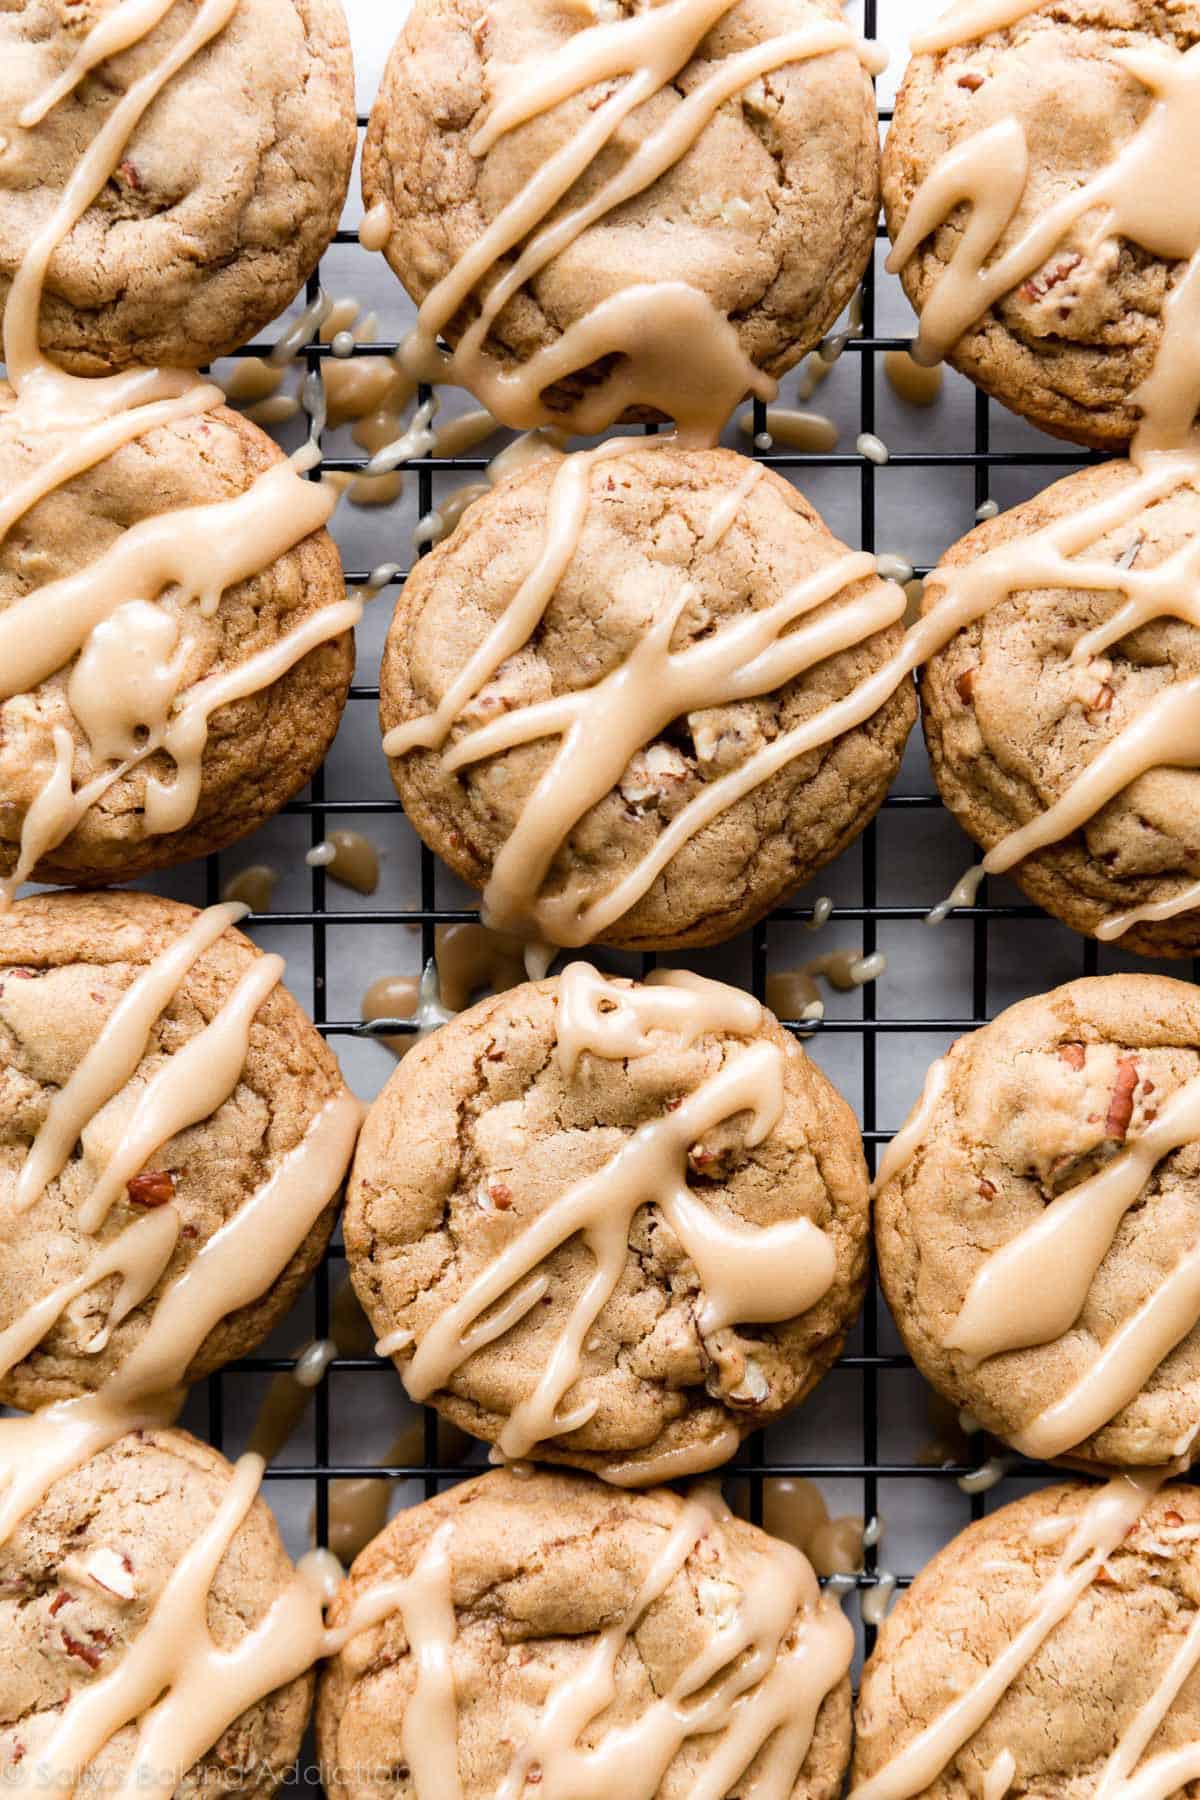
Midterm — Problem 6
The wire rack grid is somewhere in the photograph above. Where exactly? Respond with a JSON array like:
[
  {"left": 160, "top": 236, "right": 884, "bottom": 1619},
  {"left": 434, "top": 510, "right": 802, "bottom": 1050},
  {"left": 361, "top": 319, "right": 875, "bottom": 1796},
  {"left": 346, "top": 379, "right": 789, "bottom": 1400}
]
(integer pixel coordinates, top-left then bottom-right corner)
[{"left": 176, "top": 0, "right": 1200, "bottom": 1703}]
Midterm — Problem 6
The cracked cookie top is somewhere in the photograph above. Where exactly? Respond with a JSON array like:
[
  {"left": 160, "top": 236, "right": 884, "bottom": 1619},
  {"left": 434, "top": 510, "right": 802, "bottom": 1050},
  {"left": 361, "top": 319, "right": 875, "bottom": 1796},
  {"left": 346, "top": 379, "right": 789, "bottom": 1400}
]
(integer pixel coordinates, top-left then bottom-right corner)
[
  {"left": 362, "top": 0, "right": 879, "bottom": 401},
  {"left": 317, "top": 1467, "right": 853, "bottom": 1800},
  {"left": 882, "top": 0, "right": 1200, "bottom": 449},
  {"left": 344, "top": 964, "right": 869, "bottom": 1485},
  {"left": 0, "top": 0, "right": 356, "bottom": 373},
  {"left": 379, "top": 443, "right": 915, "bottom": 951},
  {"left": 875, "top": 973, "right": 1200, "bottom": 1468},
  {"left": 0, "top": 889, "right": 354, "bottom": 1412}
]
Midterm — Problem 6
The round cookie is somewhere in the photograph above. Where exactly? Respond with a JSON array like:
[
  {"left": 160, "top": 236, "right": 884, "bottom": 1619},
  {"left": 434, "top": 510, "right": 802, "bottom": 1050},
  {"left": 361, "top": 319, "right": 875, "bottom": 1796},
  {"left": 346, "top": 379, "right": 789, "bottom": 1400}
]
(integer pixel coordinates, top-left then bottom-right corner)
[
  {"left": 852, "top": 1479, "right": 1200, "bottom": 1798},
  {"left": 0, "top": 0, "right": 355, "bottom": 374},
  {"left": 317, "top": 1466, "right": 853, "bottom": 1800},
  {"left": 0, "top": 1427, "right": 312, "bottom": 1795},
  {"left": 882, "top": 0, "right": 1198, "bottom": 450},
  {"left": 380, "top": 443, "right": 915, "bottom": 951},
  {"left": 920, "top": 460, "right": 1200, "bottom": 958},
  {"left": 362, "top": 0, "right": 880, "bottom": 416},
  {"left": 345, "top": 964, "right": 869, "bottom": 1483},
  {"left": 0, "top": 888, "right": 355, "bottom": 1412},
  {"left": 0, "top": 391, "right": 353, "bottom": 890},
  {"left": 875, "top": 974, "right": 1200, "bottom": 1468}
]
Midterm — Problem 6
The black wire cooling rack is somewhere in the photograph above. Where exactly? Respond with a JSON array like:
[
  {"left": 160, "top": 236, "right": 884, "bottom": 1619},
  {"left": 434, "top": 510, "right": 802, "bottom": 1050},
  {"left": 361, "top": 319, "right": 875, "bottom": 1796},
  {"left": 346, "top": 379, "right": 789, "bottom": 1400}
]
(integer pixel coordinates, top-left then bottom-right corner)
[{"left": 190, "top": 0, "right": 1199, "bottom": 1684}]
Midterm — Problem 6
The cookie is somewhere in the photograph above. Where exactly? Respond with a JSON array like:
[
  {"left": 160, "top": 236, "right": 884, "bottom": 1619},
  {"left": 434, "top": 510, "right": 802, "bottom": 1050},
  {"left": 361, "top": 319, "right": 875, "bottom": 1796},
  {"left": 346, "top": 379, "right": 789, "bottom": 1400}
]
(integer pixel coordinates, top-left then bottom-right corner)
[
  {"left": 317, "top": 1466, "right": 853, "bottom": 1800},
  {"left": 919, "top": 459, "right": 1200, "bottom": 957},
  {"left": 0, "top": 1426, "right": 312, "bottom": 1797},
  {"left": 379, "top": 443, "right": 915, "bottom": 951},
  {"left": 0, "top": 0, "right": 355, "bottom": 373},
  {"left": 875, "top": 973, "right": 1200, "bottom": 1468},
  {"left": 0, "top": 889, "right": 359, "bottom": 1413},
  {"left": 345, "top": 962, "right": 869, "bottom": 1484},
  {"left": 361, "top": 0, "right": 880, "bottom": 429},
  {"left": 851, "top": 1476, "right": 1200, "bottom": 1800},
  {"left": 882, "top": 0, "right": 1198, "bottom": 449},
  {"left": 0, "top": 391, "right": 354, "bottom": 892}
]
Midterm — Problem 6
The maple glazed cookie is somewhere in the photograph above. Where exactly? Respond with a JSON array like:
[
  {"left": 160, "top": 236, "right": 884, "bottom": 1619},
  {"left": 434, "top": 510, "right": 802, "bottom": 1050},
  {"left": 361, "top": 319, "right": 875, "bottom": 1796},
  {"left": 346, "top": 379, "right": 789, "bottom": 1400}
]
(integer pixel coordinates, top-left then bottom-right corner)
[
  {"left": 882, "top": 0, "right": 1200, "bottom": 449},
  {"left": 345, "top": 963, "right": 869, "bottom": 1484},
  {"left": 0, "top": 889, "right": 361, "bottom": 1413},
  {"left": 0, "top": 1427, "right": 313, "bottom": 1795},
  {"left": 379, "top": 443, "right": 915, "bottom": 951},
  {"left": 317, "top": 1466, "right": 854, "bottom": 1800},
  {"left": 0, "top": 392, "right": 354, "bottom": 894},
  {"left": 361, "top": 0, "right": 880, "bottom": 430},
  {"left": 0, "top": 0, "right": 355, "bottom": 373},
  {"left": 875, "top": 974, "right": 1200, "bottom": 1468},
  {"left": 851, "top": 1477, "right": 1200, "bottom": 1800},
  {"left": 919, "top": 460, "right": 1200, "bottom": 957}
]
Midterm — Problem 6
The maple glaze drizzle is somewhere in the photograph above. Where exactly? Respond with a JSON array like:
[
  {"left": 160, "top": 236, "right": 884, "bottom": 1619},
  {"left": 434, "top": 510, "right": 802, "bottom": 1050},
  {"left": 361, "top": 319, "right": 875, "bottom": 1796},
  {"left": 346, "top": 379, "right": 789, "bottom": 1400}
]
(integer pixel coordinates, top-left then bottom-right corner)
[
  {"left": 849, "top": 1473, "right": 1200, "bottom": 1800},
  {"left": 0, "top": 0, "right": 359, "bottom": 906},
  {"left": 386, "top": 439, "right": 896, "bottom": 945},
  {"left": 332, "top": 1482, "right": 853, "bottom": 1800},
  {"left": 389, "top": 963, "right": 836, "bottom": 1466},
  {"left": 388, "top": 1, "right": 882, "bottom": 442},
  {"left": 383, "top": 0, "right": 1200, "bottom": 950},
  {"left": 0, "top": 899, "right": 362, "bottom": 1787}
]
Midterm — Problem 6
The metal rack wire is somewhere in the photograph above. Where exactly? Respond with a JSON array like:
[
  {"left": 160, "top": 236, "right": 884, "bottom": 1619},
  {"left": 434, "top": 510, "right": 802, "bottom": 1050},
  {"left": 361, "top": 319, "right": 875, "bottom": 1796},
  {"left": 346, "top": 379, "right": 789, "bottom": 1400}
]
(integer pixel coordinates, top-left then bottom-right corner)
[{"left": 192, "top": 0, "right": 1180, "bottom": 1705}]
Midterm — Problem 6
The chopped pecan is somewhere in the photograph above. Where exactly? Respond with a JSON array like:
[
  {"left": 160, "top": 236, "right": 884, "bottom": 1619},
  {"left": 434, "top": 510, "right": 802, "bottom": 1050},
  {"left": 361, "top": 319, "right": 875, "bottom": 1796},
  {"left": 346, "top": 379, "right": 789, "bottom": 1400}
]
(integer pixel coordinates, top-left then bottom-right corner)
[
  {"left": 1105, "top": 1058, "right": 1138, "bottom": 1141},
  {"left": 1019, "top": 252, "right": 1082, "bottom": 303},
  {"left": 49, "top": 1591, "right": 70, "bottom": 1617},
  {"left": 955, "top": 667, "right": 977, "bottom": 703},
  {"left": 61, "top": 1631, "right": 103, "bottom": 1669},
  {"left": 978, "top": 1178, "right": 997, "bottom": 1199},
  {"left": 126, "top": 1170, "right": 175, "bottom": 1207},
  {"left": 1057, "top": 1042, "right": 1086, "bottom": 1070},
  {"left": 957, "top": 70, "right": 984, "bottom": 89}
]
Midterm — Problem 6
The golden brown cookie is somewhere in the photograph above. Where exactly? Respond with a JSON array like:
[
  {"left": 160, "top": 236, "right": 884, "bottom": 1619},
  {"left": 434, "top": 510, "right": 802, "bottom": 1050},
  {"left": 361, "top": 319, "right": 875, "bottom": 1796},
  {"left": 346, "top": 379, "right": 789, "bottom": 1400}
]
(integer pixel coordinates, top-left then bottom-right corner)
[
  {"left": 920, "top": 460, "right": 1200, "bottom": 958},
  {"left": 362, "top": 0, "right": 880, "bottom": 418},
  {"left": 0, "top": 1427, "right": 312, "bottom": 1797},
  {"left": 882, "top": 0, "right": 1199, "bottom": 449},
  {"left": 852, "top": 1478, "right": 1200, "bottom": 1799},
  {"left": 0, "top": 0, "right": 356, "bottom": 373},
  {"left": 0, "top": 889, "right": 357, "bottom": 1412},
  {"left": 875, "top": 974, "right": 1200, "bottom": 1469},
  {"left": 345, "top": 964, "right": 869, "bottom": 1484},
  {"left": 379, "top": 443, "right": 915, "bottom": 951},
  {"left": 318, "top": 1467, "right": 853, "bottom": 1800},
  {"left": 0, "top": 391, "right": 353, "bottom": 891}
]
